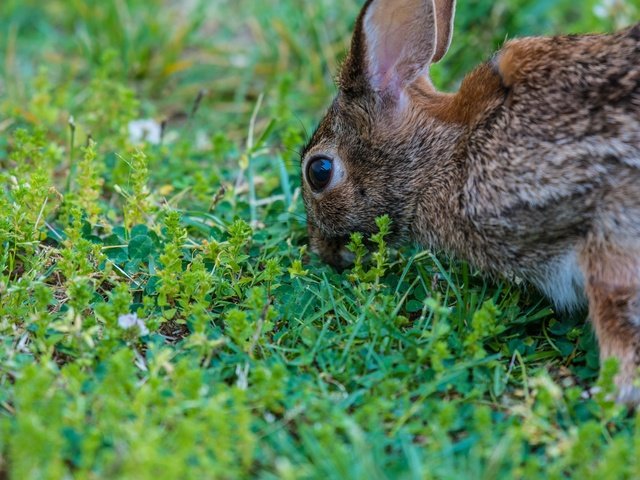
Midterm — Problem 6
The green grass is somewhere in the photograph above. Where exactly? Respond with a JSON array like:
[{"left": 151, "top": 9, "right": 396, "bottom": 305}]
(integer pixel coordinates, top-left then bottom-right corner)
[{"left": 1, "top": 0, "right": 640, "bottom": 478}]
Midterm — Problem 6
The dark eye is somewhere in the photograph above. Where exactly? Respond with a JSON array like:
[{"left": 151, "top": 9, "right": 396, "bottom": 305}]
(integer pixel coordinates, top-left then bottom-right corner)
[{"left": 306, "top": 156, "right": 333, "bottom": 192}]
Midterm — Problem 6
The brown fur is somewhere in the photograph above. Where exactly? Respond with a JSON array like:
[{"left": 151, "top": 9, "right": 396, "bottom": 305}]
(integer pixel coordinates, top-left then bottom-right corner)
[
  {"left": 415, "top": 64, "right": 506, "bottom": 125},
  {"left": 301, "top": 0, "right": 640, "bottom": 403},
  {"left": 580, "top": 239, "right": 640, "bottom": 404},
  {"left": 496, "top": 37, "right": 555, "bottom": 88}
]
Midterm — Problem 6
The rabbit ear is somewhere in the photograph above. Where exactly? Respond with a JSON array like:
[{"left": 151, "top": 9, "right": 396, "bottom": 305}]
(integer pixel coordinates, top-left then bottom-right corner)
[
  {"left": 432, "top": 0, "right": 456, "bottom": 63},
  {"left": 341, "top": 0, "right": 455, "bottom": 98}
]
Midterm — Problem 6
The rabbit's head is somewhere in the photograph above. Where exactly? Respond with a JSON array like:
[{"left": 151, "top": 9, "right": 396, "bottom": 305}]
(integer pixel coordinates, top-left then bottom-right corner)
[{"left": 301, "top": 0, "right": 458, "bottom": 268}]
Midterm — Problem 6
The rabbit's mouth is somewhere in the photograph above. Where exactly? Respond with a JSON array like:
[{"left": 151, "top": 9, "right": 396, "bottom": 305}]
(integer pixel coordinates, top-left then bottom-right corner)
[{"left": 307, "top": 227, "right": 354, "bottom": 270}]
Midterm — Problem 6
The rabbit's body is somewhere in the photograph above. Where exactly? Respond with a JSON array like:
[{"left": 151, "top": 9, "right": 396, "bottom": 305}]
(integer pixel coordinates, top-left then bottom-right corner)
[
  {"left": 302, "top": 0, "right": 640, "bottom": 403},
  {"left": 415, "top": 25, "right": 640, "bottom": 309}
]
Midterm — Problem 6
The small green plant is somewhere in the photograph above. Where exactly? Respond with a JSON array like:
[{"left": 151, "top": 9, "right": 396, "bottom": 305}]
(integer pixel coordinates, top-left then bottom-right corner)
[{"left": 347, "top": 214, "right": 391, "bottom": 286}]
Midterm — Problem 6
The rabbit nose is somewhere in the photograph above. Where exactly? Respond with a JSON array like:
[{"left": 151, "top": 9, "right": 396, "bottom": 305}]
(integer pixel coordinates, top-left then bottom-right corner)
[
  {"left": 308, "top": 226, "right": 354, "bottom": 270},
  {"left": 319, "top": 244, "right": 355, "bottom": 271}
]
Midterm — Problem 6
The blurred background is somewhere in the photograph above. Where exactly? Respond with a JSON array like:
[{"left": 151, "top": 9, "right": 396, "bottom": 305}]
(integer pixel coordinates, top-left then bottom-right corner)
[{"left": 1, "top": 0, "right": 637, "bottom": 150}]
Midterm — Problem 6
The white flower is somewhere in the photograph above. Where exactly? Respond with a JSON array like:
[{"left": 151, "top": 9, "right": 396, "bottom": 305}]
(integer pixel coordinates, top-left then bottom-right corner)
[
  {"left": 117, "top": 313, "right": 149, "bottom": 336},
  {"left": 128, "top": 119, "right": 162, "bottom": 145}
]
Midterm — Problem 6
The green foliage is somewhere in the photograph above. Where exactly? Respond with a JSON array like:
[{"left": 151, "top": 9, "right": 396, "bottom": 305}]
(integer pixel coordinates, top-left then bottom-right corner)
[
  {"left": 347, "top": 214, "right": 392, "bottom": 287},
  {"left": 0, "top": 0, "right": 638, "bottom": 478}
]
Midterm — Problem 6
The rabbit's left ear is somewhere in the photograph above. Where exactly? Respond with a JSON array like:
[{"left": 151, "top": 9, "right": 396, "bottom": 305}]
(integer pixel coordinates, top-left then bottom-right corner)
[
  {"left": 431, "top": 0, "right": 456, "bottom": 63},
  {"left": 343, "top": 0, "right": 456, "bottom": 98}
]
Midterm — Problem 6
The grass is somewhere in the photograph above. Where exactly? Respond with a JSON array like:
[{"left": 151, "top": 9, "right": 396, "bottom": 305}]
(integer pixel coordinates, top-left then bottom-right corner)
[{"left": 1, "top": 0, "right": 640, "bottom": 478}]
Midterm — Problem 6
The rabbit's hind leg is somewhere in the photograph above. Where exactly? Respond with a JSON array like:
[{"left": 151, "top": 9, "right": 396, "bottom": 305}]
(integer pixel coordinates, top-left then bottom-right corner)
[{"left": 579, "top": 238, "right": 640, "bottom": 405}]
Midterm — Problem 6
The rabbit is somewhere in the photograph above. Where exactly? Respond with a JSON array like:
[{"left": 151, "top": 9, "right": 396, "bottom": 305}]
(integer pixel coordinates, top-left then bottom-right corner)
[{"left": 300, "top": 0, "right": 640, "bottom": 404}]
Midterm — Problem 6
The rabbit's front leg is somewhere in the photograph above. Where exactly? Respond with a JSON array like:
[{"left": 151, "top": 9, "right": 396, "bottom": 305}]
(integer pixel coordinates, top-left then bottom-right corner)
[{"left": 579, "top": 238, "right": 640, "bottom": 405}]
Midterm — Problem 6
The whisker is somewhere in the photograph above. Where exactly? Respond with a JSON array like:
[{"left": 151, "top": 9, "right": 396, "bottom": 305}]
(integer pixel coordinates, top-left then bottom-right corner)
[
  {"left": 292, "top": 112, "right": 310, "bottom": 144},
  {"left": 285, "top": 212, "right": 308, "bottom": 222},
  {"left": 278, "top": 145, "right": 304, "bottom": 160}
]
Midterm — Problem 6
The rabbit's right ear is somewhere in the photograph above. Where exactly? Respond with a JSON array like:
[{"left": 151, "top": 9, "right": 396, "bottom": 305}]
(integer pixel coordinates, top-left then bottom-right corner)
[{"left": 341, "top": 0, "right": 455, "bottom": 100}]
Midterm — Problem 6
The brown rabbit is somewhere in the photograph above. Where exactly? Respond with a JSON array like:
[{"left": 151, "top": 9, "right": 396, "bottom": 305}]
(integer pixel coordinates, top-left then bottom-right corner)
[{"left": 301, "top": 0, "right": 640, "bottom": 403}]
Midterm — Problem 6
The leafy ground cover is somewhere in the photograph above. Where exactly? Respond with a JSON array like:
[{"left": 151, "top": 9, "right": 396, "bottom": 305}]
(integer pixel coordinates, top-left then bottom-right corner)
[{"left": 1, "top": 0, "right": 640, "bottom": 478}]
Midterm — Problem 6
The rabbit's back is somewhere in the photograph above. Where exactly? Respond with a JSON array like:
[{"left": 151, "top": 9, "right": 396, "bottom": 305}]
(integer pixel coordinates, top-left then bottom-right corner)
[
  {"left": 457, "top": 24, "right": 640, "bottom": 289},
  {"left": 466, "top": 23, "right": 640, "bottom": 210}
]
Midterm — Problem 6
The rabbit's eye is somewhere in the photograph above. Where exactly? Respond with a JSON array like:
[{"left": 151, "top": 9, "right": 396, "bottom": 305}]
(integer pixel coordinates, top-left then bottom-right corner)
[{"left": 306, "top": 156, "right": 333, "bottom": 192}]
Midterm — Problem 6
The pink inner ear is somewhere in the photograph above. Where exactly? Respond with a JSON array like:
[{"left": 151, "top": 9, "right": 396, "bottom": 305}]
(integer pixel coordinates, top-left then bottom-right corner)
[
  {"left": 363, "top": 0, "right": 438, "bottom": 97},
  {"left": 365, "top": 11, "right": 410, "bottom": 94},
  {"left": 375, "top": 25, "right": 409, "bottom": 93}
]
